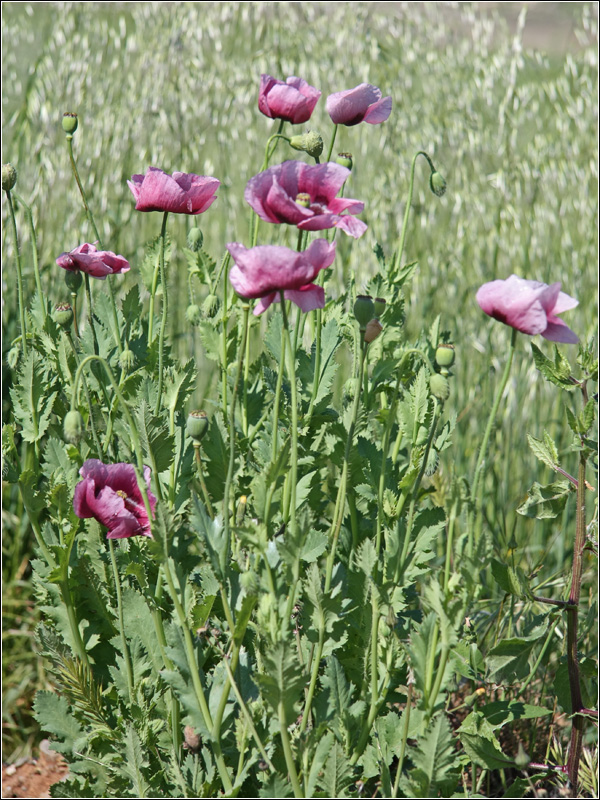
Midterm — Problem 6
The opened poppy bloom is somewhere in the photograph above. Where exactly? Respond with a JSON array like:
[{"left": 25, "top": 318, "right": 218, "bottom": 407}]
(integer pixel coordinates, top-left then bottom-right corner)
[
  {"left": 227, "top": 239, "right": 336, "bottom": 316},
  {"left": 245, "top": 160, "right": 367, "bottom": 238},
  {"left": 258, "top": 74, "right": 321, "bottom": 124},
  {"left": 128, "top": 167, "right": 220, "bottom": 214},
  {"left": 56, "top": 243, "right": 130, "bottom": 279},
  {"left": 326, "top": 83, "right": 392, "bottom": 126},
  {"left": 73, "top": 459, "right": 157, "bottom": 539},
  {"left": 476, "top": 275, "right": 579, "bottom": 343}
]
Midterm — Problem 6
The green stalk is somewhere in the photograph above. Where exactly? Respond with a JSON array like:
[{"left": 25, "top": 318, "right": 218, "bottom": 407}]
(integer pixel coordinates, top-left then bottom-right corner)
[
  {"left": 108, "top": 539, "right": 134, "bottom": 701},
  {"left": 64, "top": 330, "right": 103, "bottom": 456},
  {"left": 279, "top": 295, "right": 299, "bottom": 541},
  {"left": 13, "top": 192, "right": 46, "bottom": 323},
  {"left": 279, "top": 700, "right": 303, "bottom": 798},
  {"left": 194, "top": 445, "right": 214, "bottom": 517},
  {"left": 392, "top": 682, "right": 413, "bottom": 797},
  {"left": 325, "top": 124, "right": 339, "bottom": 163},
  {"left": 4, "top": 190, "right": 28, "bottom": 358},
  {"left": 155, "top": 211, "right": 170, "bottom": 415}
]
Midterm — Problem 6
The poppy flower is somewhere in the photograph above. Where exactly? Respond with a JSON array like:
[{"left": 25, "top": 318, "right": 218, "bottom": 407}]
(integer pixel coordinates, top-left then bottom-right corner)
[
  {"left": 73, "top": 459, "right": 157, "bottom": 539},
  {"left": 227, "top": 239, "right": 336, "bottom": 316},
  {"left": 258, "top": 74, "right": 321, "bottom": 124},
  {"left": 56, "top": 243, "right": 130, "bottom": 279},
  {"left": 476, "top": 275, "right": 579, "bottom": 343},
  {"left": 128, "top": 167, "right": 220, "bottom": 214},
  {"left": 326, "top": 83, "right": 392, "bottom": 126},
  {"left": 245, "top": 160, "right": 367, "bottom": 238}
]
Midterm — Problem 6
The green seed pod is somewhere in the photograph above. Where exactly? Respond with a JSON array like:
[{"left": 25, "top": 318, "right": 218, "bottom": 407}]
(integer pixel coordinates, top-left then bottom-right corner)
[
  {"left": 289, "top": 130, "right": 324, "bottom": 159},
  {"left": 336, "top": 152, "right": 353, "bottom": 170},
  {"left": 185, "top": 304, "right": 202, "bottom": 326},
  {"left": 435, "top": 343, "right": 455, "bottom": 370},
  {"left": 64, "top": 270, "right": 83, "bottom": 292},
  {"left": 187, "top": 227, "right": 203, "bottom": 252},
  {"left": 62, "top": 112, "right": 78, "bottom": 135},
  {"left": 53, "top": 302, "right": 74, "bottom": 329},
  {"left": 429, "top": 171, "right": 447, "bottom": 197},
  {"left": 187, "top": 410, "right": 209, "bottom": 442},
  {"left": 373, "top": 297, "right": 387, "bottom": 318},
  {"left": 295, "top": 192, "right": 312, "bottom": 208},
  {"left": 429, "top": 373, "right": 450, "bottom": 401},
  {"left": 64, "top": 410, "right": 83, "bottom": 444},
  {"left": 353, "top": 295, "right": 374, "bottom": 328},
  {"left": 2, "top": 163, "right": 17, "bottom": 192},
  {"left": 119, "top": 348, "right": 135, "bottom": 372}
]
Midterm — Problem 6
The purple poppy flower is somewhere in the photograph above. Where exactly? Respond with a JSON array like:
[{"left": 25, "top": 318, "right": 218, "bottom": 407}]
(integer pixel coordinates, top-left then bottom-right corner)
[
  {"left": 258, "top": 74, "right": 321, "bottom": 124},
  {"left": 73, "top": 459, "right": 157, "bottom": 539},
  {"left": 245, "top": 160, "right": 367, "bottom": 238},
  {"left": 128, "top": 167, "right": 220, "bottom": 214},
  {"left": 476, "top": 275, "right": 579, "bottom": 343},
  {"left": 227, "top": 239, "right": 336, "bottom": 316},
  {"left": 326, "top": 83, "right": 392, "bottom": 126},
  {"left": 56, "top": 243, "right": 130, "bottom": 280}
]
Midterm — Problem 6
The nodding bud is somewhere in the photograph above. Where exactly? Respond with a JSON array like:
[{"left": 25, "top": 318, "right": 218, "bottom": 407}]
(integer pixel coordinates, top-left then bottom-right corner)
[
  {"left": 183, "top": 725, "right": 201, "bottom": 754},
  {"left": 119, "top": 348, "right": 135, "bottom": 372},
  {"left": 295, "top": 192, "right": 312, "bottom": 208},
  {"left": 240, "top": 569, "right": 258, "bottom": 596},
  {"left": 187, "top": 227, "right": 203, "bottom": 251},
  {"left": 202, "top": 293, "right": 220, "bottom": 317},
  {"left": 353, "top": 295, "right": 375, "bottom": 328},
  {"left": 429, "top": 171, "right": 446, "bottom": 197},
  {"left": 2, "top": 163, "right": 17, "bottom": 192},
  {"left": 236, "top": 495, "right": 247, "bottom": 526},
  {"left": 364, "top": 318, "right": 383, "bottom": 344},
  {"left": 62, "top": 112, "right": 78, "bottom": 136},
  {"left": 435, "top": 344, "right": 455, "bottom": 371},
  {"left": 429, "top": 373, "right": 450, "bottom": 401},
  {"left": 289, "top": 131, "right": 324, "bottom": 159},
  {"left": 515, "top": 743, "right": 531, "bottom": 769},
  {"left": 185, "top": 304, "right": 202, "bottom": 326},
  {"left": 64, "top": 270, "right": 83, "bottom": 292},
  {"left": 373, "top": 297, "right": 387, "bottom": 317},
  {"left": 64, "top": 409, "right": 83, "bottom": 444},
  {"left": 53, "top": 302, "right": 74, "bottom": 329},
  {"left": 336, "top": 152, "right": 353, "bottom": 170},
  {"left": 187, "top": 410, "right": 209, "bottom": 443}
]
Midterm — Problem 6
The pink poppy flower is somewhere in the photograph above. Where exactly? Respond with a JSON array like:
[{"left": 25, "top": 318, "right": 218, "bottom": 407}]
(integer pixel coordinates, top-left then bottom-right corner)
[
  {"left": 245, "top": 160, "right": 367, "bottom": 238},
  {"left": 326, "top": 83, "right": 392, "bottom": 126},
  {"left": 128, "top": 167, "right": 220, "bottom": 214},
  {"left": 258, "top": 74, "right": 321, "bottom": 124},
  {"left": 56, "top": 243, "right": 130, "bottom": 280},
  {"left": 227, "top": 239, "right": 336, "bottom": 316},
  {"left": 476, "top": 275, "right": 579, "bottom": 343},
  {"left": 73, "top": 459, "right": 157, "bottom": 539}
]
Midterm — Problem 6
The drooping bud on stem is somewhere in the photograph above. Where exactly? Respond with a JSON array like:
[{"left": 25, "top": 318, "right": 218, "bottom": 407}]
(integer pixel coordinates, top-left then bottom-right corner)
[
  {"left": 429, "top": 170, "right": 447, "bottom": 197},
  {"left": 185, "top": 304, "right": 202, "bottom": 326},
  {"left": 289, "top": 131, "right": 324, "bottom": 159},
  {"left": 2, "top": 163, "right": 17, "bottom": 192},
  {"left": 187, "top": 227, "right": 203, "bottom": 252},
  {"left": 64, "top": 409, "right": 84, "bottom": 444}
]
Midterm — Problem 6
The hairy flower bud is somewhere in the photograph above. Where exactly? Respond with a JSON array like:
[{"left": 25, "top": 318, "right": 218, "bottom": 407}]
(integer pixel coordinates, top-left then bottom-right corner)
[
  {"left": 64, "top": 269, "right": 83, "bottom": 292},
  {"left": 336, "top": 152, "right": 353, "bottom": 170},
  {"left": 364, "top": 318, "right": 383, "bottom": 344},
  {"left": 202, "top": 293, "right": 220, "bottom": 318},
  {"left": 430, "top": 373, "right": 450, "bottom": 401},
  {"left": 289, "top": 131, "right": 324, "bottom": 159},
  {"left": 2, "top": 163, "right": 17, "bottom": 192},
  {"left": 185, "top": 304, "right": 202, "bottom": 326},
  {"left": 429, "top": 171, "right": 447, "bottom": 197},
  {"left": 353, "top": 295, "right": 374, "bottom": 328},
  {"left": 187, "top": 410, "right": 209, "bottom": 443},
  {"left": 435, "top": 343, "right": 455, "bottom": 370},
  {"left": 64, "top": 410, "right": 84, "bottom": 444},
  {"left": 240, "top": 569, "right": 259, "bottom": 596},
  {"left": 53, "top": 302, "right": 74, "bottom": 329},
  {"left": 187, "top": 227, "right": 204, "bottom": 252},
  {"left": 62, "top": 112, "right": 78, "bottom": 136},
  {"left": 119, "top": 348, "right": 135, "bottom": 372}
]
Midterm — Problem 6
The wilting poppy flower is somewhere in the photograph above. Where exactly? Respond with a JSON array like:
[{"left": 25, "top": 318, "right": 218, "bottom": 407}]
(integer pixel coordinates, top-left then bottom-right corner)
[
  {"left": 227, "top": 239, "right": 336, "bottom": 316},
  {"left": 73, "top": 459, "right": 157, "bottom": 539},
  {"left": 476, "top": 275, "right": 579, "bottom": 343},
  {"left": 128, "top": 167, "right": 220, "bottom": 214},
  {"left": 245, "top": 160, "right": 367, "bottom": 238},
  {"left": 326, "top": 83, "right": 392, "bottom": 126},
  {"left": 56, "top": 243, "right": 130, "bottom": 280},
  {"left": 258, "top": 74, "right": 321, "bottom": 124}
]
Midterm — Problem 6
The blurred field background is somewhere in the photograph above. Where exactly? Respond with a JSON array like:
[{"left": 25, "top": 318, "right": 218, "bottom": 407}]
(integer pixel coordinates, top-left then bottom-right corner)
[{"left": 2, "top": 1, "right": 598, "bottom": 763}]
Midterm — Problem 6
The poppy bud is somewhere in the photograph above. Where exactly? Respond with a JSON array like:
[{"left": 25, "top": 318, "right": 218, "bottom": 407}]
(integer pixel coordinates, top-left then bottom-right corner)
[
  {"left": 336, "top": 152, "right": 353, "bottom": 170},
  {"left": 429, "top": 171, "right": 447, "bottom": 197},
  {"left": 62, "top": 112, "right": 78, "bottom": 136},
  {"left": 289, "top": 131, "right": 324, "bottom": 159},
  {"left": 430, "top": 373, "right": 450, "bottom": 401},
  {"left": 236, "top": 495, "right": 247, "bottom": 526},
  {"left": 53, "top": 302, "right": 74, "bottom": 329},
  {"left": 2, "top": 163, "right": 17, "bottom": 192},
  {"left": 435, "top": 344, "right": 455, "bottom": 370},
  {"left": 373, "top": 297, "right": 387, "bottom": 317},
  {"left": 240, "top": 569, "right": 258, "bottom": 596},
  {"left": 295, "top": 192, "right": 312, "bottom": 208},
  {"left": 364, "top": 318, "right": 383, "bottom": 344},
  {"left": 119, "top": 348, "right": 135, "bottom": 372},
  {"left": 515, "top": 743, "right": 530, "bottom": 769},
  {"left": 202, "top": 293, "right": 220, "bottom": 318},
  {"left": 353, "top": 295, "right": 374, "bottom": 328},
  {"left": 185, "top": 304, "right": 202, "bottom": 326},
  {"left": 187, "top": 410, "right": 209, "bottom": 443},
  {"left": 187, "top": 227, "right": 203, "bottom": 252},
  {"left": 64, "top": 270, "right": 83, "bottom": 293},
  {"left": 64, "top": 410, "right": 83, "bottom": 444}
]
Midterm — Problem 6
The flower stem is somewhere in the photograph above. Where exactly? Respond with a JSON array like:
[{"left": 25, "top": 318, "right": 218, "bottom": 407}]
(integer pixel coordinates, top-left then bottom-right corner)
[
  {"left": 108, "top": 539, "right": 134, "bottom": 701},
  {"left": 279, "top": 295, "right": 299, "bottom": 541},
  {"left": 325, "top": 124, "right": 339, "bottom": 163},
  {"left": 5, "top": 190, "right": 28, "bottom": 359},
  {"left": 279, "top": 700, "right": 303, "bottom": 798},
  {"left": 13, "top": 192, "right": 46, "bottom": 324},
  {"left": 155, "top": 211, "right": 170, "bottom": 415},
  {"left": 392, "top": 150, "right": 437, "bottom": 280}
]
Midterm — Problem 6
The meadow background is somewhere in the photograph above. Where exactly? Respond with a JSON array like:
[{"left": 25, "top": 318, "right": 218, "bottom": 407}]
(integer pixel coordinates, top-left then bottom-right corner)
[{"left": 2, "top": 0, "right": 598, "bottom": 774}]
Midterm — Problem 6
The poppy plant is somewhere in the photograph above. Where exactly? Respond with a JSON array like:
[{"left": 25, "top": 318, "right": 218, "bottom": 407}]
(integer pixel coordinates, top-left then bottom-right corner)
[
  {"left": 128, "top": 167, "right": 220, "bottom": 214},
  {"left": 245, "top": 160, "right": 367, "bottom": 238},
  {"left": 326, "top": 83, "right": 392, "bottom": 126},
  {"left": 258, "top": 74, "right": 321, "bottom": 124},
  {"left": 227, "top": 239, "right": 336, "bottom": 315},
  {"left": 73, "top": 459, "right": 157, "bottom": 539},
  {"left": 56, "top": 243, "right": 130, "bottom": 279},
  {"left": 476, "top": 275, "right": 579, "bottom": 343}
]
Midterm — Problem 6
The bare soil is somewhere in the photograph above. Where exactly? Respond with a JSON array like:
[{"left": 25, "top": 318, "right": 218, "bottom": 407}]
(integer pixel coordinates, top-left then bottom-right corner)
[{"left": 2, "top": 741, "right": 68, "bottom": 799}]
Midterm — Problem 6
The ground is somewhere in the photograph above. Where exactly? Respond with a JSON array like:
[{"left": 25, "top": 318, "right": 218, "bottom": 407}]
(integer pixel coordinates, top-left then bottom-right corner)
[{"left": 1, "top": 742, "right": 68, "bottom": 799}]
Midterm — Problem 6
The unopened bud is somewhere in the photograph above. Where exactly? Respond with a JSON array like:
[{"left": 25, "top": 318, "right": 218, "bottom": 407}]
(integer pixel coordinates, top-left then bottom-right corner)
[
  {"left": 119, "top": 348, "right": 135, "bottom": 372},
  {"left": 373, "top": 297, "right": 387, "bottom": 317},
  {"left": 187, "top": 227, "right": 203, "bottom": 252},
  {"left": 295, "top": 192, "right": 312, "bottom": 208},
  {"left": 289, "top": 131, "right": 324, "bottom": 159},
  {"left": 364, "top": 318, "right": 383, "bottom": 344},
  {"left": 202, "top": 293, "right": 219, "bottom": 318},
  {"left": 240, "top": 569, "right": 258, "bottom": 596},
  {"left": 62, "top": 112, "right": 78, "bottom": 136},
  {"left": 236, "top": 495, "right": 247, "bottom": 526},
  {"left": 2, "top": 163, "right": 17, "bottom": 192},
  {"left": 185, "top": 304, "right": 202, "bottom": 326},
  {"left": 64, "top": 410, "right": 83, "bottom": 444},
  {"left": 353, "top": 295, "right": 374, "bottom": 328},
  {"left": 64, "top": 270, "right": 83, "bottom": 293},
  {"left": 336, "top": 152, "right": 353, "bottom": 170},
  {"left": 187, "top": 410, "right": 209, "bottom": 443},
  {"left": 53, "top": 302, "right": 74, "bottom": 329},
  {"left": 429, "top": 373, "right": 450, "bottom": 401},
  {"left": 515, "top": 743, "right": 530, "bottom": 769},
  {"left": 435, "top": 344, "right": 455, "bottom": 370},
  {"left": 429, "top": 171, "right": 446, "bottom": 197}
]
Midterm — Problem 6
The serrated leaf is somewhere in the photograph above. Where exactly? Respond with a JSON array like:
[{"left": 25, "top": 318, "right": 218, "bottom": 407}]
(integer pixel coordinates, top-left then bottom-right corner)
[
  {"left": 527, "top": 431, "right": 559, "bottom": 470},
  {"left": 119, "top": 723, "right": 150, "bottom": 797},
  {"left": 253, "top": 641, "right": 304, "bottom": 722},
  {"left": 300, "top": 529, "right": 328, "bottom": 563},
  {"left": 481, "top": 701, "right": 551, "bottom": 730},
  {"left": 400, "top": 714, "right": 459, "bottom": 797},
  {"left": 320, "top": 740, "right": 353, "bottom": 798},
  {"left": 306, "top": 731, "right": 335, "bottom": 797},
  {"left": 136, "top": 399, "right": 174, "bottom": 473},
  {"left": 490, "top": 559, "right": 532, "bottom": 600},
  {"left": 531, "top": 342, "right": 577, "bottom": 390},
  {"left": 458, "top": 710, "right": 514, "bottom": 770},
  {"left": 517, "top": 480, "right": 573, "bottom": 519},
  {"left": 33, "top": 691, "right": 85, "bottom": 754}
]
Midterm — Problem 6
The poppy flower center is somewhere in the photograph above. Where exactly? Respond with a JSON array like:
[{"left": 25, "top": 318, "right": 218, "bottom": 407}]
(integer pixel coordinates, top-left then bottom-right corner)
[{"left": 295, "top": 192, "right": 311, "bottom": 208}]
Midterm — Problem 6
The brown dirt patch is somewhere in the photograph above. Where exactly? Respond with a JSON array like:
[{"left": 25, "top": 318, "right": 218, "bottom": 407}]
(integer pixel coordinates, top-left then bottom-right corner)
[{"left": 2, "top": 741, "right": 68, "bottom": 799}]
